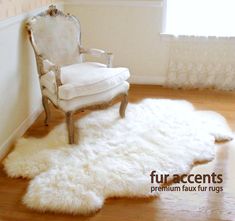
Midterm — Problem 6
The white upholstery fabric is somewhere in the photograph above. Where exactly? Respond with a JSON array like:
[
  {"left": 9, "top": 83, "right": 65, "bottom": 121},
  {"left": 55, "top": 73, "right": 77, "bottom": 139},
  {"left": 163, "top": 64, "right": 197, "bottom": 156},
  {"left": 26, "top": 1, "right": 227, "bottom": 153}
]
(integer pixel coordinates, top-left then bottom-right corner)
[
  {"left": 40, "top": 62, "right": 130, "bottom": 100},
  {"left": 43, "top": 82, "right": 129, "bottom": 112},
  {"left": 30, "top": 16, "right": 81, "bottom": 66}
]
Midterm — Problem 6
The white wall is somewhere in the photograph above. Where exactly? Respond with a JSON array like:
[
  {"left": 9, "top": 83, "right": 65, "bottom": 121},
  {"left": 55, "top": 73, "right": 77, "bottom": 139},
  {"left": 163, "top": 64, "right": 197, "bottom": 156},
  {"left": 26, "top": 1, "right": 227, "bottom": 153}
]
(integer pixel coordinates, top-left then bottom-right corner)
[
  {"left": 64, "top": 0, "right": 169, "bottom": 84},
  {"left": 0, "top": 4, "right": 62, "bottom": 159},
  {"left": 0, "top": 19, "right": 41, "bottom": 159}
]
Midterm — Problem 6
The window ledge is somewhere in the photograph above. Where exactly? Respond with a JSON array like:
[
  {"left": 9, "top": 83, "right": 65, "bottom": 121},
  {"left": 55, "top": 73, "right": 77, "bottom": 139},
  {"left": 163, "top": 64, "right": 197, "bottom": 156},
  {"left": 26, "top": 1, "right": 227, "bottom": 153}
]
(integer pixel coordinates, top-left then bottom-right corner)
[{"left": 160, "top": 33, "right": 235, "bottom": 41}]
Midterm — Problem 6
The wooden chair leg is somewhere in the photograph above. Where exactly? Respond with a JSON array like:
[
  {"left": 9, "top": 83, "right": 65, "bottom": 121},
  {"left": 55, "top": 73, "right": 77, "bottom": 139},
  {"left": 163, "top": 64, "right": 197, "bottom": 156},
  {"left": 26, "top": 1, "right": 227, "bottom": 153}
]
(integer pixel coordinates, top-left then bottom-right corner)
[
  {"left": 66, "top": 112, "right": 75, "bottom": 144},
  {"left": 42, "top": 96, "right": 50, "bottom": 126},
  {"left": 119, "top": 94, "right": 128, "bottom": 118}
]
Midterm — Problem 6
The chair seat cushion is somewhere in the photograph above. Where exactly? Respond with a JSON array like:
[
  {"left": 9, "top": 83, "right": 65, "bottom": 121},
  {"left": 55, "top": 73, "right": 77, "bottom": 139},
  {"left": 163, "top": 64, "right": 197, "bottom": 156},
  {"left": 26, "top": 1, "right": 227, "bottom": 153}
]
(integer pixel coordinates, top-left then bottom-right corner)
[
  {"left": 40, "top": 62, "right": 130, "bottom": 100},
  {"left": 43, "top": 81, "right": 129, "bottom": 112}
]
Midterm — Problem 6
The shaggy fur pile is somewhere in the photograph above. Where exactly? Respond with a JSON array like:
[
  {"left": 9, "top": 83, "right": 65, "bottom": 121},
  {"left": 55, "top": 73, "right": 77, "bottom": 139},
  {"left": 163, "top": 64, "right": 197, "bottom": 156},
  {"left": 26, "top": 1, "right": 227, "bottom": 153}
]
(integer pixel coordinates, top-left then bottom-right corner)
[{"left": 3, "top": 99, "right": 233, "bottom": 215}]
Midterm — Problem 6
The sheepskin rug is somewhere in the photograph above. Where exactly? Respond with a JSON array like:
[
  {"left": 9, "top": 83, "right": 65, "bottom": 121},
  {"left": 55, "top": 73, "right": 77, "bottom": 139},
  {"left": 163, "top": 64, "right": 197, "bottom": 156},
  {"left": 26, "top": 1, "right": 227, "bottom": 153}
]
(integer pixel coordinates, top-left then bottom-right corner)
[{"left": 3, "top": 99, "right": 233, "bottom": 215}]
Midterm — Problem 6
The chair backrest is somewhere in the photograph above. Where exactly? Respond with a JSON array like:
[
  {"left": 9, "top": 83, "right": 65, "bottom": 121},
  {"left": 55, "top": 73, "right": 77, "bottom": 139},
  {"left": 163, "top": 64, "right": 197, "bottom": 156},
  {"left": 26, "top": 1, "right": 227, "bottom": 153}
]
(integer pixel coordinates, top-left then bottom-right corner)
[{"left": 27, "top": 5, "right": 81, "bottom": 67}]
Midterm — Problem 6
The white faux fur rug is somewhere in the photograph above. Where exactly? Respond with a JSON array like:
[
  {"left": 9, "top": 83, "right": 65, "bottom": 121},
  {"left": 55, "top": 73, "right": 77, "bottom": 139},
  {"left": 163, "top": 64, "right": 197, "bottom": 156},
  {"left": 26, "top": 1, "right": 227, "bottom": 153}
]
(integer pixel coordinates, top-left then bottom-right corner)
[{"left": 3, "top": 99, "right": 233, "bottom": 215}]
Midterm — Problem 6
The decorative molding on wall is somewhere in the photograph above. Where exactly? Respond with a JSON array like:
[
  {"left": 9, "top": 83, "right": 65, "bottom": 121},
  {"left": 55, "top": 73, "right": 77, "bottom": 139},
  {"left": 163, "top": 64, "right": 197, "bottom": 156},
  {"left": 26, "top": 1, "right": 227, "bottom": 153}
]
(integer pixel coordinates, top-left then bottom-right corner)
[
  {"left": 0, "top": 105, "right": 43, "bottom": 162},
  {"left": 65, "top": 0, "right": 163, "bottom": 8},
  {"left": 0, "top": 0, "right": 55, "bottom": 21},
  {"left": 0, "top": 0, "right": 162, "bottom": 29},
  {"left": 0, "top": 3, "right": 63, "bottom": 30},
  {"left": 130, "top": 75, "right": 166, "bottom": 85}
]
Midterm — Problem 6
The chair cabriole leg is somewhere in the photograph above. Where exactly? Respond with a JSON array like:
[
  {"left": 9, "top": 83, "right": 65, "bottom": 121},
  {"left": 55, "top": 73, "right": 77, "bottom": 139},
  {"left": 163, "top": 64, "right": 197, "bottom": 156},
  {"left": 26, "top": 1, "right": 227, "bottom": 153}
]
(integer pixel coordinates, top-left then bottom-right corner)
[
  {"left": 66, "top": 111, "right": 75, "bottom": 144},
  {"left": 42, "top": 96, "right": 51, "bottom": 126},
  {"left": 119, "top": 94, "right": 128, "bottom": 118}
]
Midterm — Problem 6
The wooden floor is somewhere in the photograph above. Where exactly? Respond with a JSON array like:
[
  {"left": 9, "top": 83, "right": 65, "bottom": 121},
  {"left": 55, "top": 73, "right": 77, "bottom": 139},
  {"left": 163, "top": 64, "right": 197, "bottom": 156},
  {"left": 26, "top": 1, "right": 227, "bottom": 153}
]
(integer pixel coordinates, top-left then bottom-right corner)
[{"left": 1, "top": 85, "right": 235, "bottom": 221}]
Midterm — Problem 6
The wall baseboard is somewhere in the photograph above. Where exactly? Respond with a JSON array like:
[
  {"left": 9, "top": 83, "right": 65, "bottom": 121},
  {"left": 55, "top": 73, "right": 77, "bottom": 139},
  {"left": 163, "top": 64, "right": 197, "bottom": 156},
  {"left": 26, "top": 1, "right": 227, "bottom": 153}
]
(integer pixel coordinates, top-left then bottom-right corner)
[
  {"left": 130, "top": 75, "right": 166, "bottom": 85},
  {"left": 65, "top": 0, "right": 163, "bottom": 7},
  {"left": 0, "top": 105, "right": 43, "bottom": 162}
]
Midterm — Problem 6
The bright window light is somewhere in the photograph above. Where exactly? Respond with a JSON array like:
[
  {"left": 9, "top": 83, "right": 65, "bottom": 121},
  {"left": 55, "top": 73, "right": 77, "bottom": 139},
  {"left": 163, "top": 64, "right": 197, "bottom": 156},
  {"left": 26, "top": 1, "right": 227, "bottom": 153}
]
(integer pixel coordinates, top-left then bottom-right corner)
[{"left": 165, "top": 0, "right": 235, "bottom": 36}]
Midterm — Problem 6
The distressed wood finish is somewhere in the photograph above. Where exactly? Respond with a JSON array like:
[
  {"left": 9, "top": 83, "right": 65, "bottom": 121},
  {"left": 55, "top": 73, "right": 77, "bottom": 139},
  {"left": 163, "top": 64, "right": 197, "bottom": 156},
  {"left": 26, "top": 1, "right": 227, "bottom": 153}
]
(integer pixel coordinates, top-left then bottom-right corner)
[
  {"left": 26, "top": 5, "right": 129, "bottom": 144},
  {"left": 119, "top": 94, "right": 128, "bottom": 118},
  {"left": 42, "top": 96, "right": 51, "bottom": 126},
  {"left": 1, "top": 85, "right": 235, "bottom": 221},
  {"left": 66, "top": 112, "right": 75, "bottom": 144},
  {"left": 64, "top": 93, "right": 128, "bottom": 144}
]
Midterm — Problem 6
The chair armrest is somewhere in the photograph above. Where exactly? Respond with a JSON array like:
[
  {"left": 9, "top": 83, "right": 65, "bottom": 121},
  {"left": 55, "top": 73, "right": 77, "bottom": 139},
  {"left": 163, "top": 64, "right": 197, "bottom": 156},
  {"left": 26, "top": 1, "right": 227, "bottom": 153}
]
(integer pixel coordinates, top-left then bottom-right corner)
[
  {"left": 79, "top": 47, "right": 114, "bottom": 68},
  {"left": 39, "top": 56, "right": 62, "bottom": 100},
  {"left": 42, "top": 58, "right": 62, "bottom": 87}
]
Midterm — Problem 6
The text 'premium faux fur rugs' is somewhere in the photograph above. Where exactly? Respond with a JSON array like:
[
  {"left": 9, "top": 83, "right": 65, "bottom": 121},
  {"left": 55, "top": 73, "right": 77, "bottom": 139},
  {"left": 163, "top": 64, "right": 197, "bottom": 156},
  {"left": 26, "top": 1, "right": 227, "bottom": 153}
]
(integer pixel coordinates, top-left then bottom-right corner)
[{"left": 3, "top": 99, "right": 233, "bottom": 215}]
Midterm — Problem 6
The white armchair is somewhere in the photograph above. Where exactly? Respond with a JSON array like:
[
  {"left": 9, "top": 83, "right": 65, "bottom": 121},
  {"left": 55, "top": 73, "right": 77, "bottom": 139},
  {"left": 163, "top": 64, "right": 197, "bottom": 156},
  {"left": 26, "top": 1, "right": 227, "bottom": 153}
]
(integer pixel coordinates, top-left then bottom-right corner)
[{"left": 26, "top": 5, "right": 130, "bottom": 144}]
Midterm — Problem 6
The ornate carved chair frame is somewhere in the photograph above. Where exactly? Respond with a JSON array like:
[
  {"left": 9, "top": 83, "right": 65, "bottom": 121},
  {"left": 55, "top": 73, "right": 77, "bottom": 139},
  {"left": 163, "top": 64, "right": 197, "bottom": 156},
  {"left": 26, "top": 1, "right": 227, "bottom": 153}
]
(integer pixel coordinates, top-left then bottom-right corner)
[{"left": 26, "top": 6, "right": 129, "bottom": 144}]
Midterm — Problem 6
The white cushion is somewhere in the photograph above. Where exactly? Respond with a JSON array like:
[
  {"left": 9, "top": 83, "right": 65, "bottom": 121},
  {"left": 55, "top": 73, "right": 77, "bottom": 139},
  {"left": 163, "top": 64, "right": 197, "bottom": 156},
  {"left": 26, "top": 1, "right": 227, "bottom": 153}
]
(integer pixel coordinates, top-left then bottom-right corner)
[
  {"left": 40, "top": 62, "right": 130, "bottom": 100},
  {"left": 43, "top": 82, "right": 129, "bottom": 112}
]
